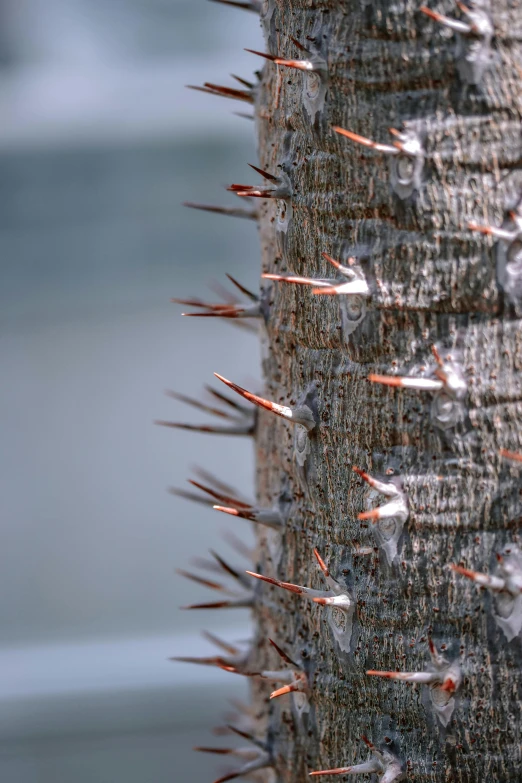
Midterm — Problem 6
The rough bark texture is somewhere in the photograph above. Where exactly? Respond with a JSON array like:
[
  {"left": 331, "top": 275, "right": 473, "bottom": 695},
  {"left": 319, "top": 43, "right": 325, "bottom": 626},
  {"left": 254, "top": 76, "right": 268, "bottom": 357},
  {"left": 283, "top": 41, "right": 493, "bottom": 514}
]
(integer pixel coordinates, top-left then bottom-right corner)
[{"left": 248, "top": 1, "right": 522, "bottom": 782}]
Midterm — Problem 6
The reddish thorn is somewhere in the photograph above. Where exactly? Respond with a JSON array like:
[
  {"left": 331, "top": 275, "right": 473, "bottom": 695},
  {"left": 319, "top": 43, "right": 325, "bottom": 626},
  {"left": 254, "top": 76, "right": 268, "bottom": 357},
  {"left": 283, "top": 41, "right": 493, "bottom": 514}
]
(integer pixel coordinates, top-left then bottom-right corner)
[
  {"left": 214, "top": 505, "right": 257, "bottom": 522},
  {"left": 312, "top": 597, "right": 329, "bottom": 605},
  {"left": 273, "top": 58, "right": 310, "bottom": 72},
  {"left": 245, "top": 570, "right": 303, "bottom": 594},
  {"left": 366, "top": 670, "right": 401, "bottom": 679},
  {"left": 428, "top": 637, "right": 436, "bottom": 656},
  {"left": 289, "top": 36, "right": 308, "bottom": 52},
  {"left": 245, "top": 48, "right": 277, "bottom": 62},
  {"left": 368, "top": 373, "right": 404, "bottom": 387},
  {"left": 332, "top": 126, "right": 374, "bottom": 147},
  {"left": 321, "top": 251, "right": 342, "bottom": 270},
  {"left": 270, "top": 683, "right": 296, "bottom": 699},
  {"left": 352, "top": 465, "right": 370, "bottom": 482},
  {"left": 214, "top": 373, "right": 284, "bottom": 417},
  {"left": 312, "top": 286, "right": 334, "bottom": 295},
  {"left": 313, "top": 548, "right": 330, "bottom": 577},
  {"left": 209, "top": 0, "right": 258, "bottom": 9},
  {"left": 225, "top": 273, "right": 257, "bottom": 301},
  {"left": 309, "top": 768, "right": 352, "bottom": 777},
  {"left": 176, "top": 569, "right": 224, "bottom": 591},
  {"left": 431, "top": 345, "right": 443, "bottom": 366},
  {"left": 361, "top": 735, "right": 375, "bottom": 750},
  {"left": 496, "top": 553, "right": 504, "bottom": 563},
  {"left": 210, "top": 550, "right": 243, "bottom": 582},
  {"left": 231, "top": 74, "right": 254, "bottom": 89},
  {"left": 358, "top": 509, "right": 380, "bottom": 521},
  {"left": 188, "top": 479, "right": 251, "bottom": 509},
  {"left": 468, "top": 221, "right": 493, "bottom": 235},
  {"left": 268, "top": 638, "right": 297, "bottom": 666},
  {"left": 248, "top": 163, "right": 278, "bottom": 182},
  {"left": 500, "top": 448, "right": 522, "bottom": 463},
  {"left": 419, "top": 5, "right": 444, "bottom": 22},
  {"left": 450, "top": 564, "right": 478, "bottom": 580}
]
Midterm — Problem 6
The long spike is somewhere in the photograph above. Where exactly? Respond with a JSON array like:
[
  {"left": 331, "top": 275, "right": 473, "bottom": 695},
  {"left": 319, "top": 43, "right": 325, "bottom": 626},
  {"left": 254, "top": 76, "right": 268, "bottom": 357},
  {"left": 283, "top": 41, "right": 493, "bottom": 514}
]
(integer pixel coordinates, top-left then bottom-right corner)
[
  {"left": 183, "top": 202, "right": 258, "bottom": 221},
  {"left": 332, "top": 126, "right": 398, "bottom": 154},
  {"left": 270, "top": 683, "right": 297, "bottom": 699},
  {"left": 247, "top": 163, "right": 278, "bottom": 182},
  {"left": 246, "top": 570, "right": 305, "bottom": 595},
  {"left": 268, "top": 638, "right": 298, "bottom": 667}
]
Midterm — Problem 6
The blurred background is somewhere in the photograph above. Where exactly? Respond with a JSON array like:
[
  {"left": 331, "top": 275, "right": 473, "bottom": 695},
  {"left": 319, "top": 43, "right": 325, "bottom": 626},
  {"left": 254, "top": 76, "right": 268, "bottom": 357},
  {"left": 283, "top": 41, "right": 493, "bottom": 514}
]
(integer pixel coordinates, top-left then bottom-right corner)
[{"left": 0, "top": 1, "right": 263, "bottom": 780}]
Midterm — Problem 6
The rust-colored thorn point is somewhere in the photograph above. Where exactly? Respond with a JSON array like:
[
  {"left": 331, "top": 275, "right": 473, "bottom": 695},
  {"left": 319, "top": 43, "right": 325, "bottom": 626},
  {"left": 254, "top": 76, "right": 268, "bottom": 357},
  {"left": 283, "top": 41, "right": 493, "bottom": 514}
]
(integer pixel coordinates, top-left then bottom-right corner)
[
  {"left": 248, "top": 163, "right": 278, "bottom": 181},
  {"left": 500, "top": 448, "right": 522, "bottom": 463}
]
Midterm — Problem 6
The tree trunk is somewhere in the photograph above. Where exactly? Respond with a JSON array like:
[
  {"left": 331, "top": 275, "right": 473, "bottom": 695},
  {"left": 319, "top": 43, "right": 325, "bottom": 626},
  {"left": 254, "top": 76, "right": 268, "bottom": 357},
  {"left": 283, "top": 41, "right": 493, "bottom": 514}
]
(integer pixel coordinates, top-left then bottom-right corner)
[{"left": 186, "top": 1, "right": 522, "bottom": 781}]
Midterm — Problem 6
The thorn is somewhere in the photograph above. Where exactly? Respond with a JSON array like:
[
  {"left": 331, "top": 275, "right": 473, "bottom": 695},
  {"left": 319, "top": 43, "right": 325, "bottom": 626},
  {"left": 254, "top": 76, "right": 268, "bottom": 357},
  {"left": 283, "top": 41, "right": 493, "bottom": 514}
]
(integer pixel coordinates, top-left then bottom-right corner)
[
  {"left": 244, "top": 48, "right": 277, "bottom": 63},
  {"left": 352, "top": 466, "right": 409, "bottom": 525},
  {"left": 419, "top": 4, "right": 474, "bottom": 35},
  {"left": 270, "top": 683, "right": 297, "bottom": 699},
  {"left": 332, "top": 126, "right": 398, "bottom": 155},
  {"left": 176, "top": 569, "right": 227, "bottom": 591},
  {"left": 450, "top": 563, "right": 506, "bottom": 591},
  {"left": 214, "top": 373, "right": 315, "bottom": 431},
  {"left": 366, "top": 669, "right": 437, "bottom": 684},
  {"left": 231, "top": 74, "right": 254, "bottom": 89},
  {"left": 263, "top": 272, "right": 332, "bottom": 288},
  {"left": 202, "top": 631, "right": 241, "bottom": 657},
  {"left": 210, "top": 550, "right": 245, "bottom": 584},
  {"left": 245, "top": 47, "right": 315, "bottom": 73},
  {"left": 168, "top": 486, "right": 215, "bottom": 507},
  {"left": 225, "top": 274, "right": 258, "bottom": 302},
  {"left": 314, "top": 548, "right": 330, "bottom": 578},
  {"left": 321, "top": 251, "right": 350, "bottom": 273},
  {"left": 209, "top": 0, "right": 261, "bottom": 12},
  {"left": 248, "top": 163, "right": 278, "bottom": 182},
  {"left": 155, "top": 420, "right": 253, "bottom": 436},
  {"left": 309, "top": 767, "right": 353, "bottom": 777},
  {"left": 214, "top": 504, "right": 254, "bottom": 519},
  {"left": 181, "top": 600, "right": 239, "bottom": 610},
  {"left": 500, "top": 448, "right": 522, "bottom": 463},
  {"left": 204, "top": 384, "right": 252, "bottom": 414},
  {"left": 246, "top": 570, "right": 305, "bottom": 594},
  {"left": 183, "top": 201, "right": 258, "bottom": 221},
  {"left": 164, "top": 389, "right": 241, "bottom": 420},
  {"left": 213, "top": 505, "right": 282, "bottom": 530},
  {"left": 431, "top": 344, "right": 443, "bottom": 366},
  {"left": 268, "top": 638, "right": 298, "bottom": 667},
  {"left": 188, "top": 478, "right": 251, "bottom": 509},
  {"left": 187, "top": 83, "right": 253, "bottom": 104},
  {"left": 368, "top": 374, "right": 443, "bottom": 391},
  {"left": 360, "top": 736, "right": 375, "bottom": 751}
]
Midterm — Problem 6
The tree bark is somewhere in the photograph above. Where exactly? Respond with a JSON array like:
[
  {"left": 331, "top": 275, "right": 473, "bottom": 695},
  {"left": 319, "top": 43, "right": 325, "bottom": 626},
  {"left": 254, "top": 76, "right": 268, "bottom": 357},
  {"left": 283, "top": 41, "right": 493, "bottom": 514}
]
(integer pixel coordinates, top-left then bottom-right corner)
[{"left": 247, "top": 1, "right": 522, "bottom": 781}]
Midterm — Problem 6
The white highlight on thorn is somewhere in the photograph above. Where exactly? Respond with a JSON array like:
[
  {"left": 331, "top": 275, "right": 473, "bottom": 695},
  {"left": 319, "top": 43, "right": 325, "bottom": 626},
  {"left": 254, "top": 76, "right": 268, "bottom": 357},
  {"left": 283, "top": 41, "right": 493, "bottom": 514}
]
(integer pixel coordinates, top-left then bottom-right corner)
[
  {"left": 367, "top": 639, "right": 462, "bottom": 727},
  {"left": 247, "top": 549, "right": 355, "bottom": 652},
  {"left": 310, "top": 738, "right": 404, "bottom": 781},
  {"left": 451, "top": 546, "right": 522, "bottom": 641}
]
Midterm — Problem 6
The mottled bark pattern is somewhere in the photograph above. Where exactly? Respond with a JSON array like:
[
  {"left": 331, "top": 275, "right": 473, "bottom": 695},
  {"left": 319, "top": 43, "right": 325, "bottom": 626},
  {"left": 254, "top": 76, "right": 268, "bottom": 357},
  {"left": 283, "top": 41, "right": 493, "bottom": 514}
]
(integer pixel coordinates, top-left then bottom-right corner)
[{"left": 250, "top": 1, "right": 522, "bottom": 781}]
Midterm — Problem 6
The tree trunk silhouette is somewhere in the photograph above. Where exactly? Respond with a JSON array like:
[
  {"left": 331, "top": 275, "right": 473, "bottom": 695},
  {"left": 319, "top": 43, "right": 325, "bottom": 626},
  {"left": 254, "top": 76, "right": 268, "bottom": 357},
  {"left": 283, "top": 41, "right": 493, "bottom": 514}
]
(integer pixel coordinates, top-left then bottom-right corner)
[{"left": 247, "top": 2, "right": 522, "bottom": 782}]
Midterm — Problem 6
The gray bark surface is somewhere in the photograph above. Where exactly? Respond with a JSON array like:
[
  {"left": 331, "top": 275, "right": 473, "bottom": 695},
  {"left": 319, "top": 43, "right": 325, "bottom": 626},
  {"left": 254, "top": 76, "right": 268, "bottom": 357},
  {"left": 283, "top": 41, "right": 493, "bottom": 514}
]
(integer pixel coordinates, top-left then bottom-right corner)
[{"left": 248, "top": 1, "right": 522, "bottom": 781}]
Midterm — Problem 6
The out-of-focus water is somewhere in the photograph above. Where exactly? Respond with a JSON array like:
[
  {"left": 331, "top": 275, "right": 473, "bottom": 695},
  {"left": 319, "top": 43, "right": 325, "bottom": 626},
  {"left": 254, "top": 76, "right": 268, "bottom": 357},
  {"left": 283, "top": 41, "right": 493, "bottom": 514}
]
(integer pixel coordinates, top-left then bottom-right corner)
[{"left": 0, "top": 0, "right": 264, "bottom": 780}]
